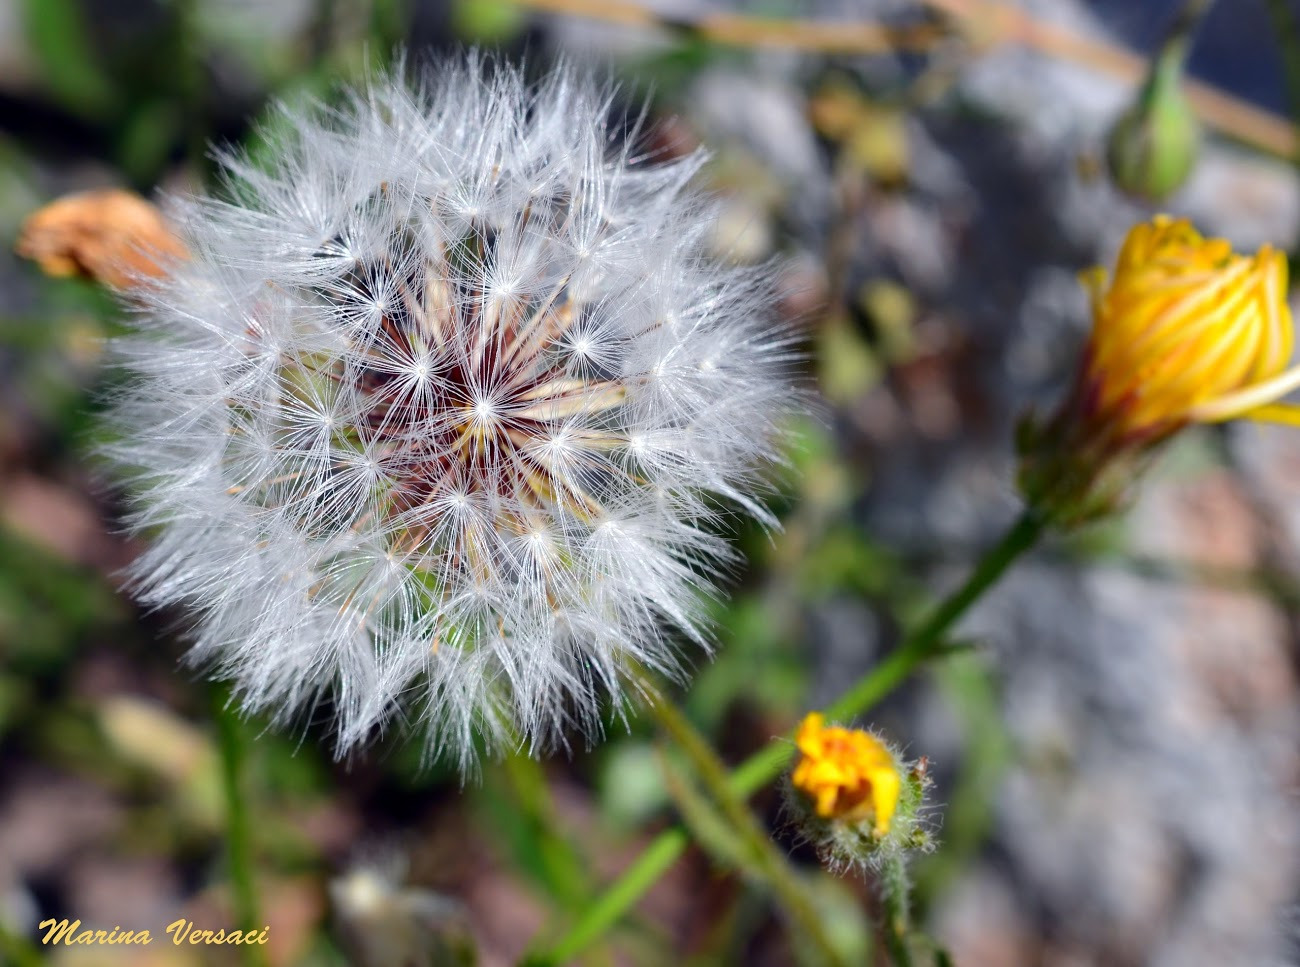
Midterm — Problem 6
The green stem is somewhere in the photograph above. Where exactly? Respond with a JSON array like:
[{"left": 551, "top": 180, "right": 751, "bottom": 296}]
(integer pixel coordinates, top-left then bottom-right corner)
[
  {"left": 913, "top": 657, "right": 1010, "bottom": 905},
  {"left": 1267, "top": 0, "right": 1300, "bottom": 139},
  {"left": 213, "top": 690, "right": 268, "bottom": 967},
  {"left": 162, "top": 0, "right": 210, "bottom": 184},
  {"left": 647, "top": 693, "right": 849, "bottom": 967},
  {"left": 500, "top": 751, "right": 594, "bottom": 912},
  {"left": 880, "top": 856, "right": 915, "bottom": 967},
  {"left": 522, "top": 829, "right": 690, "bottom": 966},
  {"left": 1145, "top": 0, "right": 1213, "bottom": 98},
  {"left": 527, "top": 510, "right": 1044, "bottom": 965},
  {"left": 737, "top": 509, "right": 1042, "bottom": 797},
  {"left": 1170, "top": 0, "right": 1214, "bottom": 36},
  {"left": 308, "top": 0, "right": 340, "bottom": 70},
  {"left": 1265, "top": 0, "right": 1300, "bottom": 262}
]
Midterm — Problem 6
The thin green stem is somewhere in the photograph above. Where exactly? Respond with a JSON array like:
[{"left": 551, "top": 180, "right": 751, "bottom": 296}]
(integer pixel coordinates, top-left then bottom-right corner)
[
  {"left": 498, "top": 753, "right": 616, "bottom": 967},
  {"left": 1264, "top": 0, "right": 1300, "bottom": 264},
  {"left": 737, "top": 509, "right": 1043, "bottom": 797},
  {"left": 647, "top": 693, "right": 849, "bottom": 967},
  {"left": 527, "top": 510, "right": 1044, "bottom": 965},
  {"left": 501, "top": 751, "right": 604, "bottom": 911},
  {"left": 1144, "top": 0, "right": 1213, "bottom": 97},
  {"left": 308, "top": 0, "right": 340, "bottom": 70},
  {"left": 160, "top": 0, "right": 210, "bottom": 184},
  {"left": 1168, "top": 0, "right": 1214, "bottom": 39},
  {"left": 213, "top": 690, "right": 269, "bottom": 967},
  {"left": 522, "top": 829, "right": 690, "bottom": 966},
  {"left": 880, "top": 856, "right": 915, "bottom": 967},
  {"left": 913, "top": 657, "right": 1010, "bottom": 905}
]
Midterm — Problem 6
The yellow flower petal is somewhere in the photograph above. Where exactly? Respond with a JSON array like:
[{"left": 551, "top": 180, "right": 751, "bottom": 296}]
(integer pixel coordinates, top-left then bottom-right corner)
[
  {"left": 789, "top": 712, "right": 902, "bottom": 834},
  {"left": 1240, "top": 402, "right": 1300, "bottom": 427},
  {"left": 869, "top": 762, "right": 901, "bottom": 836},
  {"left": 1079, "top": 216, "right": 1295, "bottom": 440}
]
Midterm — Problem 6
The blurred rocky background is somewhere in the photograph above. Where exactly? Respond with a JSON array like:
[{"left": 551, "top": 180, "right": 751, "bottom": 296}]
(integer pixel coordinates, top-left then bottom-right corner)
[{"left": 2, "top": 1, "right": 1299, "bottom": 965}]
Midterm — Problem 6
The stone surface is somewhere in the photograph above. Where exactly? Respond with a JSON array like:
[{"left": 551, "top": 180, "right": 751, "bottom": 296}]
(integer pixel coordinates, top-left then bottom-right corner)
[{"left": 667, "top": 2, "right": 1300, "bottom": 963}]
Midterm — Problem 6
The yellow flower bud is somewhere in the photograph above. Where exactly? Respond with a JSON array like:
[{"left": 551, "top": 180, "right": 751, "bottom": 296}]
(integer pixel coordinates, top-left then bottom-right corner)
[
  {"left": 785, "top": 713, "right": 932, "bottom": 875},
  {"left": 1086, "top": 216, "right": 1295, "bottom": 433},
  {"left": 1018, "top": 215, "right": 1299, "bottom": 526},
  {"left": 791, "top": 712, "right": 901, "bottom": 836}
]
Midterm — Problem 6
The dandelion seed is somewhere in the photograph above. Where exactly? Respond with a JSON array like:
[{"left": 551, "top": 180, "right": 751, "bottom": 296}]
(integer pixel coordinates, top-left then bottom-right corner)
[{"left": 106, "top": 54, "right": 799, "bottom": 769}]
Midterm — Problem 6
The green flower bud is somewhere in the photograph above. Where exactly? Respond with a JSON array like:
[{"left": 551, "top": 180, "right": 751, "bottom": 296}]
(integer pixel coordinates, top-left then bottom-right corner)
[{"left": 1106, "top": 38, "right": 1200, "bottom": 202}]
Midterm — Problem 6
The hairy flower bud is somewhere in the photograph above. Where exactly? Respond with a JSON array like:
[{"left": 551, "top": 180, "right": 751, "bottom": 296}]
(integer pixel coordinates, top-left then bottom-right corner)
[
  {"left": 104, "top": 55, "right": 799, "bottom": 768},
  {"left": 786, "top": 713, "right": 932, "bottom": 872},
  {"left": 1019, "top": 215, "right": 1298, "bottom": 527}
]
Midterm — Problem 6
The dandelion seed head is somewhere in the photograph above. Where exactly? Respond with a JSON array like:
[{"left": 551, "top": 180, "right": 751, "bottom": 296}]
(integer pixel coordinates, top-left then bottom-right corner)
[{"left": 107, "top": 53, "right": 799, "bottom": 770}]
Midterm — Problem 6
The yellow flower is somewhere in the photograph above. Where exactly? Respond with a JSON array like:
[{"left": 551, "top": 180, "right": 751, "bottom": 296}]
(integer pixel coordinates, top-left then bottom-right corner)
[
  {"left": 1018, "top": 215, "right": 1298, "bottom": 527},
  {"left": 1081, "top": 215, "right": 1297, "bottom": 439},
  {"left": 791, "top": 712, "right": 900, "bottom": 836}
]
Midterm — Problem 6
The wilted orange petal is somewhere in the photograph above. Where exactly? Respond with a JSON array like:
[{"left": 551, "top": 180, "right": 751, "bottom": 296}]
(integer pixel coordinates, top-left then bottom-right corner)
[{"left": 15, "top": 188, "right": 186, "bottom": 290}]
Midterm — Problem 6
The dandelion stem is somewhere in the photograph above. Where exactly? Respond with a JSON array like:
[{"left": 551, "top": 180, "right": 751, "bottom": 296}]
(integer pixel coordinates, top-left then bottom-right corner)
[
  {"left": 499, "top": 751, "right": 593, "bottom": 911},
  {"left": 213, "top": 689, "right": 268, "bottom": 967},
  {"left": 527, "top": 509, "right": 1044, "bottom": 966},
  {"left": 645, "top": 691, "right": 851, "bottom": 967}
]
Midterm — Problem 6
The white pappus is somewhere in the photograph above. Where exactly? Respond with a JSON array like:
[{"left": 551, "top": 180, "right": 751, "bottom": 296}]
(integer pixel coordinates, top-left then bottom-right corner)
[{"left": 107, "top": 53, "right": 801, "bottom": 769}]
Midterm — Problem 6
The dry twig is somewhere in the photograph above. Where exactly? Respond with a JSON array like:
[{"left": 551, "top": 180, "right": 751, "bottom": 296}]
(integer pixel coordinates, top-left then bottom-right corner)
[{"left": 510, "top": 0, "right": 1299, "bottom": 158}]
